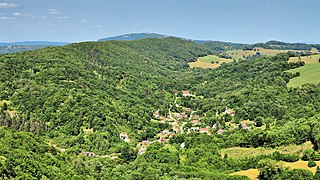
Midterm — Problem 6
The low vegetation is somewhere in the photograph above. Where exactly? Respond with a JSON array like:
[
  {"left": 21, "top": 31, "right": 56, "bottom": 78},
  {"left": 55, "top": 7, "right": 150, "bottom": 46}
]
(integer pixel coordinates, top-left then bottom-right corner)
[
  {"left": 188, "top": 55, "right": 233, "bottom": 68},
  {"left": 286, "top": 63, "right": 320, "bottom": 87}
]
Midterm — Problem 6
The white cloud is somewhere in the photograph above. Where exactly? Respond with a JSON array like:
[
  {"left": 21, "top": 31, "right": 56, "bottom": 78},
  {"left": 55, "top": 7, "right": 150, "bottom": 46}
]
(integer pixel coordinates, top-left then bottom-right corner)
[
  {"left": 0, "top": 16, "right": 15, "bottom": 20},
  {"left": 48, "top": 9, "right": 60, "bottom": 15},
  {"left": 52, "top": 16, "right": 69, "bottom": 20},
  {"left": 13, "top": 12, "right": 22, "bottom": 16},
  {"left": 81, "top": 19, "right": 90, "bottom": 23},
  {"left": 0, "top": 2, "right": 18, "bottom": 8}
]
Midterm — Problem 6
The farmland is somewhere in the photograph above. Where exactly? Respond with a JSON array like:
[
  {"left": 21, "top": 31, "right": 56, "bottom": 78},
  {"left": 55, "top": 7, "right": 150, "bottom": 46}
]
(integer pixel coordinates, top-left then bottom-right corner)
[
  {"left": 225, "top": 48, "right": 289, "bottom": 60},
  {"left": 288, "top": 54, "right": 320, "bottom": 64},
  {"left": 286, "top": 63, "right": 320, "bottom": 88},
  {"left": 231, "top": 161, "right": 320, "bottom": 180},
  {"left": 222, "top": 141, "right": 313, "bottom": 159},
  {"left": 188, "top": 55, "right": 233, "bottom": 68}
]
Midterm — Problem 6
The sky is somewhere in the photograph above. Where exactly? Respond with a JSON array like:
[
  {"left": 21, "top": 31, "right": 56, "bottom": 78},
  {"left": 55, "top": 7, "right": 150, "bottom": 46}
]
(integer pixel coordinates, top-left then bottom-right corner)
[{"left": 0, "top": 0, "right": 319, "bottom": 43}]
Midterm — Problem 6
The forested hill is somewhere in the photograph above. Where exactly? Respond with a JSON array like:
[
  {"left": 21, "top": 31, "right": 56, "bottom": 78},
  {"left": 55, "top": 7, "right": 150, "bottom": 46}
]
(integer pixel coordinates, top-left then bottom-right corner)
[
  {"left": 1, "top": 37, "right": 320, "bottom": 179},
  {"left": 0, "top": 37, "right": 210, "bottom": 148}
]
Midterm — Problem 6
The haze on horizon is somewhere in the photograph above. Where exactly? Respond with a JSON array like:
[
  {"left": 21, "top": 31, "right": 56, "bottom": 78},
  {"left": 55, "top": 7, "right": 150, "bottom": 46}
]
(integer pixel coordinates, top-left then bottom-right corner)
[{"left": 0, "top": 0, "right": 319, "bottom": 44}]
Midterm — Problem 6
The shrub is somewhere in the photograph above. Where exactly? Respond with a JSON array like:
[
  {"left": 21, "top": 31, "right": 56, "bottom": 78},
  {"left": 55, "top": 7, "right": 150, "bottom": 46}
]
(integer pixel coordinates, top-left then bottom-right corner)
[{"left": 308, "top": 160, "right": 316, "bottom": 167}]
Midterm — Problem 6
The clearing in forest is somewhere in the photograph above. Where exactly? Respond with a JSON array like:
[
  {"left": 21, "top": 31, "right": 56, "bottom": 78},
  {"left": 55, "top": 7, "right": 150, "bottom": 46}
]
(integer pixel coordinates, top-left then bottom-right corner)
[
  {"left": 231, "top": 160, "right": 320, "bottom": 180},
  {"left": 288, "top": 54, "right": 320, "bottom": 64},
  {"left": 225, "top": 48, "right": 289, "bottom": 60},
  {"left": 286, "top": 63, "right": 320, "bottom": 88},
  {"left": 222, "top": 141, "right": 313, "bottom": 159},
  {"left": 188, "top": 55, "right": 233, "bottom": 68}
]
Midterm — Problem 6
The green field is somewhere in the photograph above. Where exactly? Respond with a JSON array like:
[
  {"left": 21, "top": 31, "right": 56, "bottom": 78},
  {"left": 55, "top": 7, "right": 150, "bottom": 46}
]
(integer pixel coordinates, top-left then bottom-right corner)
[
  {"left": 222, "top": 141, "right": 312, "bottom": 159},
  {"left": 286, "top": 63, "right": 320, "bottom": 88},
  {"left": 189, "top": 55, "right": 233, "bottom": 68}
]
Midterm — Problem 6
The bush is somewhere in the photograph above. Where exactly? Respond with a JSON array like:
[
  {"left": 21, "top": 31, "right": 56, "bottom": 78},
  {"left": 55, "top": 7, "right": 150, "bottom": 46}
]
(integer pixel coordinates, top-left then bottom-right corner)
[
  {"left": 308, "top": 160, "right": 316, "bottom": 167},
  {"left": 272, "top": 151, "right": 299, "bottom": 162}
]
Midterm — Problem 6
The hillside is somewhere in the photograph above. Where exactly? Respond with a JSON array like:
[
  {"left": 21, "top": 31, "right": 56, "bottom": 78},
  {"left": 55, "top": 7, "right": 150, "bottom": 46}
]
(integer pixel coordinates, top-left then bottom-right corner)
[{"left": 1, "top": 38, "right": 320, "bottom": 179}]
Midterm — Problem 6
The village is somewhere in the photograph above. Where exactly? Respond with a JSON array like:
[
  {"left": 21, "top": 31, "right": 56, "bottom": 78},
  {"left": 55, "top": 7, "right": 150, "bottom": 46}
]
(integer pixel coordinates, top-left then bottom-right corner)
[{"left": 135, "top": 90, "right": 256, "bottom": 155}]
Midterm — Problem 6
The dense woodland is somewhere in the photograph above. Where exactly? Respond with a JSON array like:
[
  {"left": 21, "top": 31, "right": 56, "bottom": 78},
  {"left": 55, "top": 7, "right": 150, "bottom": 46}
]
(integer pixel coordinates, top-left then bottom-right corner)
[{"left": 0, "top": 37, "right": 320, "bottom": 179}]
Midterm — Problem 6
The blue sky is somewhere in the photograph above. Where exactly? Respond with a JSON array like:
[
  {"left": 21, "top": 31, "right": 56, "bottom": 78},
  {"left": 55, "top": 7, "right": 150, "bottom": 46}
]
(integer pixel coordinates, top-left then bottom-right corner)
[{"left": 0, "top": 0, "right": 319, "bottom": 43}]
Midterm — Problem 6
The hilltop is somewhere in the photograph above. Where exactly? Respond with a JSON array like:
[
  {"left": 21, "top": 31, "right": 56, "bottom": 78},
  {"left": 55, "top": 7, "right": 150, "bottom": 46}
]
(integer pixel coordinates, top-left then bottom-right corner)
[{"left": 97, "top": 33, "right": 168, "bottom": 41}]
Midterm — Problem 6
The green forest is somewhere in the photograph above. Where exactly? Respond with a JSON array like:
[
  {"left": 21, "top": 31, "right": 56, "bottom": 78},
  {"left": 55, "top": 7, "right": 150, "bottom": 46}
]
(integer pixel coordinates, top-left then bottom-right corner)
[{"left": 1, "top": 37, "right": 320, "bottom": 179}]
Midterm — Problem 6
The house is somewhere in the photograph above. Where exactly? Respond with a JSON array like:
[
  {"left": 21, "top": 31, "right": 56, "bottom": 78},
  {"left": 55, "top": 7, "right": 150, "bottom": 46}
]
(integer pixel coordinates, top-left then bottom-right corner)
[
  {"left": 82, "top": 152, "right": 96, "bottom": 157},
  {"left": 200, "top": 127, "right": 211, "bottom": 135},
  {"left": 141, "top": 140, "right": 151, "bottom": 146},
  {"left": 217, "top": 129, "right": 224, "bottom": 135},
  {"left": 191, "top": 120, "right": 200, "bottom": 124},
  {"left": 175, "top": 104, "right": 180, "bottom": 107},
  {"left": 183, "top": 107, "right": 191, "bottom": 112},
  {"left": 188, "top": 127, "right": 199, "bottom": 133},
  {"left": 173, "top": 113, "right": 183, "bottom": 119},
  {"left": 182, "top": 91, "right": 191, "bottom": 97},
  {"left": 154, "top": 110, "right": 160, "bottom": 118},
  {"left": 193, "top": 115, "right": 199, "bottom": 119},
  {"left": 120, "top": 133, "right": 130, "bottom": 142},
  {"left": 240, "top": 121, "right": 249, "bottom": 130},
  {"left": 160, "top": 117, "right": 167, "bottom": 123},
  {"left": 225, "top": 108, "right": 235, "bottom": 116},
  {"left": 162, "top": 129, "right": 170, "bottom": 134},
  {"left": 158, "top": 138, "right": 168, "bottom": 143},
  {"left": 212, "top": 123, "right": 217, "bottom": 129},
  {"left": 180, "top": 142, "right": 185, "bottom": 149}
]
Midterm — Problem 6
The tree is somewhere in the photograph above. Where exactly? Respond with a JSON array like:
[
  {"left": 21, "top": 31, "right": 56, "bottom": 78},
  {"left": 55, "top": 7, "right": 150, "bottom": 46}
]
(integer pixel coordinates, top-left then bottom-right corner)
[
  {"left": 314, "top": 166, "right": 320, "bottom": 180},
  {"left": 308, "top": 160, "right": 317, "bottom": 167},
  {"left": 258, "top": 159, "right": 283, "bottom": 180},
  {"left": 255, "top": 116, "right": 263, "bottom": 127}
]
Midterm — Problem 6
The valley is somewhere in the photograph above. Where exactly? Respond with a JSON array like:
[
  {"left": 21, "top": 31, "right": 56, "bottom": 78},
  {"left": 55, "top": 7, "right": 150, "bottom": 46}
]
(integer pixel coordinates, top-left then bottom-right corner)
[{"left": 0, "top": 37, "right": 320, "bottom": 179}]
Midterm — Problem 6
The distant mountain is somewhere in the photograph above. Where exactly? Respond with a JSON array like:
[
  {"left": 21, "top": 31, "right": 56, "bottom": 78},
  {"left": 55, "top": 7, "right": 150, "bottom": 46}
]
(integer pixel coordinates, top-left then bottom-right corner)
[
  {"left": 0, "top": 41, "right": 69, "bottom": 54},
  {"left": 98, "top": 33, "right": 169, "bottom": 41},
  {"left": 0, "top": 41, "right": 68, "bottom": 46}
]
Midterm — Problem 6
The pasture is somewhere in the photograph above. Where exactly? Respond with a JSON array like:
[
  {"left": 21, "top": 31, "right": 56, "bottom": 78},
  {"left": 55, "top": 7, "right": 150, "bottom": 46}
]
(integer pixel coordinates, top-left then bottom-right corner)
[
  {"left": 286, "top": 63, "right": 320, "bottom": 88},
  {"left": 222, "top": 141, "right": 312, "bottom": 159},
  {"left": 225, "top": 48, "right": 289, "bottom": 60},
  {"left": 188, "top": 55, "right": 233, "bottom": 68},
  {"left": 231, "top": 160, "right": 320, "bottom": 180},
  {"left": 288, "top": 54, "right": 320, "bottom": 64}
]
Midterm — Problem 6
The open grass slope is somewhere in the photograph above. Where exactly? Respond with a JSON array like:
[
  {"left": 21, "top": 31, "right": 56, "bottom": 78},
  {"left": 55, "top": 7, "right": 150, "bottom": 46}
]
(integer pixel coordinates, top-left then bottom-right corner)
[
  {"left": 225, "top": 48, "right": 290, "bottom": 60},
  {"left": 221, "top": 141, "right": 313, "bottom": 159},
  {"left": 286, "top": 63, "right": 320, "bottom": 88},
  {"left": 188, "top": 55, "right": 233, "bottom": 68},
  {"left": 231, "top": 161, "right": 320, "bottom": 180},
  {"left": 289, "top": 54, "right": 320, "bottom": 64},
  {"left": 231, "top": 169, "right": 259, "bottom": 180}
]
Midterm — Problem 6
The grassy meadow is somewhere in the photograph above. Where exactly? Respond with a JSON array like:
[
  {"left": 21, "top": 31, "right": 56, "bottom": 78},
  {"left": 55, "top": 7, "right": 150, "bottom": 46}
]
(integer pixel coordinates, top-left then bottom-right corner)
[
  {"left": 188, "top": 55, "right": 233, "bottom": 68},
  {"left": 286, "top": 63, "right": 320, "bottom": 88},
  {"left": 221, "top": 141, "right": 313, "bottom": 159},
  {"left": 289, "top": 54, "right": 320, "bottom": 64},
  {"left": 225, "top": 48, "right": 289, "bottom": 60},
  {"left": 231, "top": 161, "right": 320, "bottom": 180}
]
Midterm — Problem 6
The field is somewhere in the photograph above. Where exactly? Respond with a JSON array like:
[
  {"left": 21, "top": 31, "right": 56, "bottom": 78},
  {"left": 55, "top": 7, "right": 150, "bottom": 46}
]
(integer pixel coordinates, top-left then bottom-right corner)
[
  {"left": 222, "top": 141, "right": 312, "bottom": 159},
  {"left": 225, "top": 48, "right": 290, "bottom": 60},
  {"left": 231, "top": 161, "right": 320, "bottom": 180},
  {"left": 226, "top": 142, "right": 318, "bottom": 179},
  {"left": 188, "top": 55, "right": 233, "bottom": 68},
  {"left": 231, "top": 169, "right": 259, "bottom": 180},
  {"left": 288, "top": 54, "right": 320, "bottom": 64},
  {"left": 286, "top": 63, "right": 320, "bottom": 88}
]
